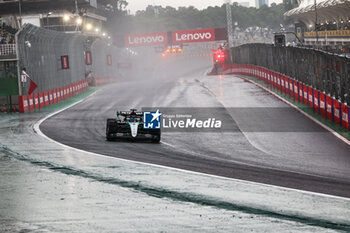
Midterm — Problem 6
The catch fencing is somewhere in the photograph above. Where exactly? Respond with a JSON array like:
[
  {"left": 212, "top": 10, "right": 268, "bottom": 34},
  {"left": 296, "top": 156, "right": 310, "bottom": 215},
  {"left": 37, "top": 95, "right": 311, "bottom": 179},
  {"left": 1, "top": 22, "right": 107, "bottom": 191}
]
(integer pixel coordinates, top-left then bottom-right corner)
[
  {"left": 231, "top": 44, "right": 350, "bottom": 104},
  {"left": 16, "top": 24, "right": 89, "bottom": 94},
  {"left": 1, "top": 24, "right": 125, "bottom": 112}
]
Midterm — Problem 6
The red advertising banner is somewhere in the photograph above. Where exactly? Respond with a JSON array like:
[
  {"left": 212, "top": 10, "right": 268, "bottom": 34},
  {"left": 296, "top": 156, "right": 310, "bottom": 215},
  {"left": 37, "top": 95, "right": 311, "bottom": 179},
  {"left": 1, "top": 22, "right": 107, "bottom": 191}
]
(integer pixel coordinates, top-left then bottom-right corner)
[
  {"left": 280, "top": 75, "right": 285, "bottom": 95},
  {"left": 61, "top": 88, "right": 64, "bottom": 99},
  {"left": 293, "top": 80, "right": 298, "bottom": 102},
  {"left": 125, "top": 31, "right": 168, "bottom": 47},
  {"left": 298, "top": 82, "right": 303, "bottom": 103},
  {"left": 34, "top": 93, "right": 39, "bottom": 109},
  {"left": 172, "top": 28, "right": 215, "bottom": 44},
  {"left": 49, "top": 90, "right": 53, "bottom": 104},
  {"left": 289, "top": 79, "right": 294, "bottom": 97},
  {"left": 308, "top": 87, "right": 314, "bottom": 108},
  {"left": 303, "top": 85, "right": 308, "bottom": 105},
  {"left": 39, "top": 93, "right": 44, "bottom": 108},
  {"left": 274, "top": 73, "right": 278, "bottom": 89},
  {"left": 314, "top": 90, "right": 319, "bottom": 112},
  {"left": 268, "top": 71, "right": 272, "bottom": 87},
  {"left": 319, "top": 92, "right": 326, "bottom": 117},
  {"left": 69, "top": 85, "right": 73, "bottom": 96},
  {"left": 263, "top": 68, "right": 268, "bottom": 82},
  {"left": 333, "top": 99, "right": 340, "bottom": 124},
  {"left": 326, "top": 95, "right": 333, "bottom": 120},
  {"left": 85, "top": 51, "right": 92, "bottom": 65},
  {"left": 57, "top": 88, "right": 61, "bottom": 102},
  {"left": 61, "top": 55, "right": 69, "bottom": 69},
  {"left": 28, "top": 94, "right": 34, "bottom": 111},
  {"left": 66, "top": 86, "right": 70, "bottom": 97},
  {"left": 19, "top": 95, "right": 29, "bottom": 113},
  {"left": 63, "top": 87, "right": 67, "bottom": 99},
  {"left": 284, "top": 77, "right": 289, "bottom": 96},
  {"left": 341, "top": 104, "right": 349, "bottom": 129},
  {"left": 277, "top": 73, "right": 281, "bottom": 92},
  {"left": 44, "top": 92, "right": 49, "bottom": 106},
  {"left": 53, "top": 89, "right": 57, "bottom": 104}
]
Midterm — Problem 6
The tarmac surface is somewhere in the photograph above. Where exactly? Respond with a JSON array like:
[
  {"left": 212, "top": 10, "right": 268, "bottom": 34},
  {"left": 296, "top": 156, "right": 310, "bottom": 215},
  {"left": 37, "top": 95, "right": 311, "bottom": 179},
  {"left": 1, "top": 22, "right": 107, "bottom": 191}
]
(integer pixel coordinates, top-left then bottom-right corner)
[
  {"left": 40, "top": 49, "right": 350, "bottom": 198},
  {"left": 1, "top": 47, "right": 350, "bottom": 232}
]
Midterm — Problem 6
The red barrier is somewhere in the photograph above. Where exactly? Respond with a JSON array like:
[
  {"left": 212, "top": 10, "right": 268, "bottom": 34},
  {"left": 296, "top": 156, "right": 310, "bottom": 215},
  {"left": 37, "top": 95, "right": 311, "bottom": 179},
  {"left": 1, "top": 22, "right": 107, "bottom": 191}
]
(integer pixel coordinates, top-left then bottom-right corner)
[
  {"left": 314, "top": 90, "right": 319, "bottom": 113},
  {"left": 267, "top": 71, "right": 273, "bottom": 87},
  {"left": 261, "top": 68, "right": 266, "bottom": 82},
  {"left": 70, "top": 84, "right": 74, "bottom": 96},
  {"left": 341, "top": 104, "right": 349, "bottom": 129},
  {"left": 53, "top": 89, "right": 57, "bottom": 104},
  {"left": 66, "top": 86, "right": 70, "bottom": 98},
  {"left": 69, "top": 85, "right": 73, "bottom": 96},
  {"left": 333, "top": 99, "right": 340, "bottom": 124},
  {"left": 280, "top": 75, "right": 285, "bottom": 95},
  {"left": 274, "top": 73, "right": 278, "bottom": 90},
  {"left": 319, "top": 92, "right": 326, "bottom": 118},
  {"left": 28, "top": 94, "right": 34, "bottom": 111},
  {"left": 288, "top": 78, "right": 294, "bottom": 98},
  {"left": 284, "top": 76, "right": 289, "bottom": 96},
  {"left": 298, "top": 82, "right": 303, "bottom": 103},
  {"left": 44, "top": 91, "right": 50, "bottom": 106},
  {"left": 48, "top": 90, "right": 53, "bottom": 105},
  {"left": 303, "top": 84, "right": 308, "bottom": 105},
  {"left": 308, "top": 87, "right": 314, "bottom": 109},
  {"left": 76, "top": 82, "right": 80, "bottom": 94},
  {"left": 276, "top": 73, "right": 281, "bottom": 92},
  {"left": 270, "top": 72, "right": 274, "bottom": 89},
  {"left": 56, "top": 88, "right": 61, "bottom": 102},
  {"left": 60, "top": 88, "right": 64, "bottom": 100},
  {"left": 326, "top": 95, "right": 333, "bottom": 121},
  {"left": 34, "top": 93, "right": 39, "bottom": 109},
  {"left": 290, "top": 79, "right": 294, "bottom": 98},
  {"left": 63, "top": 87, "right": 67, "bottom": 99},
  {"left": 39, "top": 93, "right": 44, "bottom": 108},
  {"left": 19, "top": 95, "right": 29, "bottom": 113},
  {"left": 293, "top": 80, "right": 299, "bottom": 102}
]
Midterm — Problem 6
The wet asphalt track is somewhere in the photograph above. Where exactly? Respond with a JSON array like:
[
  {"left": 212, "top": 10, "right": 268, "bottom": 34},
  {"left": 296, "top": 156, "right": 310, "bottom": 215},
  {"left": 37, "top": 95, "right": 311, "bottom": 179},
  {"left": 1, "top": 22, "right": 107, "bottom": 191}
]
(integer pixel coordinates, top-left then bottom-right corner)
[{"left": 40, "top": 48, "right": 350, "bottom": 198}]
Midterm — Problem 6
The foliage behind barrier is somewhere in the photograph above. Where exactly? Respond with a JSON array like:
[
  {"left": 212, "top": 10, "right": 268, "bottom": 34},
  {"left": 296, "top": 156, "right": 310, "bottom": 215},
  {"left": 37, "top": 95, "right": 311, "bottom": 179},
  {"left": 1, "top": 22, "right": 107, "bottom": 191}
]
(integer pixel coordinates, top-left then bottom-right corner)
[{"left": 231, "top": 44, "right": 350, "bottom": 103}]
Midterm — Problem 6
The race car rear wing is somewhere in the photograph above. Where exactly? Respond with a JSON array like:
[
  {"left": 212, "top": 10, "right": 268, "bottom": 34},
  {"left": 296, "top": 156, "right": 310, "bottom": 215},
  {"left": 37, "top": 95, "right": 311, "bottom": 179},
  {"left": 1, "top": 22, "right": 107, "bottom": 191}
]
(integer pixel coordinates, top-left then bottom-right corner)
[{"left": 117, "top": 110, "right": 143, "bottom": 116}]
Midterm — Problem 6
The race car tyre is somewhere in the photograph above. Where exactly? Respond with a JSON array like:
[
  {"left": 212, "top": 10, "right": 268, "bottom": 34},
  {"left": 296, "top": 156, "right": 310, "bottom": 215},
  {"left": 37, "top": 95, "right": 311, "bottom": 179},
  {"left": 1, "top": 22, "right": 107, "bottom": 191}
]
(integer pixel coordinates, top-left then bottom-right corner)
[
  {"left": 106, "top": 119, "right": 117, "bottom": 141},
  {"left": 151, "top": 135, "right": 161, "bottom": 143}
]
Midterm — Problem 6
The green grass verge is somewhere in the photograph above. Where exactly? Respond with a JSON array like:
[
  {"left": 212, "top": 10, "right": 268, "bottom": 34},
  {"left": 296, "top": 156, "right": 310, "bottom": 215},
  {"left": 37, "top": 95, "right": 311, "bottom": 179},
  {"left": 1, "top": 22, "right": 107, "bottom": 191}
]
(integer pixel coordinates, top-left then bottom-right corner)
[{"left": 243, "top": 75, "right": 350, "bottom": 141}]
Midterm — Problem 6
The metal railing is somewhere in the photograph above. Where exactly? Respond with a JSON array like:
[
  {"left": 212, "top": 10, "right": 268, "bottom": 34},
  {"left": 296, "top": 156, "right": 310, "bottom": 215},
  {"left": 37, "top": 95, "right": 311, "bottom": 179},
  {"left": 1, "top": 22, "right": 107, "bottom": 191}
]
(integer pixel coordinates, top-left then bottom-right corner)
[
  {"left": 304, "top": 30, "right": 350, "bottom": 38},
  {"left": 0, "top": 44, "right": 16, "bottom": 56},
  {"left": 231, "top": 43, "right": 350, "bottom": 103}
]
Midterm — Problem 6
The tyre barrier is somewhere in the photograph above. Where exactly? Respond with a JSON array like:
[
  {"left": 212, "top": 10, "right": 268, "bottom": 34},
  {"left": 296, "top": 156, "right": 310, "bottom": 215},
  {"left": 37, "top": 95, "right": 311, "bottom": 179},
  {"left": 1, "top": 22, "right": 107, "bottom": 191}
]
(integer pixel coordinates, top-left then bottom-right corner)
[
  {"left": 221, "top": 64, "right": 350, "bottom": 131},
  {"left": 18, "top": 79, "right": 89, "bottom": 113}
]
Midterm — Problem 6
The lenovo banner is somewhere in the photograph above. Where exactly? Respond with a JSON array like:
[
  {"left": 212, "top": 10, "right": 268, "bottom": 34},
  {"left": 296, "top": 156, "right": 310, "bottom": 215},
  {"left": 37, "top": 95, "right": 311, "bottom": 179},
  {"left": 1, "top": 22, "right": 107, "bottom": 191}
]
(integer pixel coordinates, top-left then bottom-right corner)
[
  {"left": 125, "top": 32, "right": 168, "bottom": 47},
  {"left": 172, "top": 28, "right": 215, "bottom": 44}
]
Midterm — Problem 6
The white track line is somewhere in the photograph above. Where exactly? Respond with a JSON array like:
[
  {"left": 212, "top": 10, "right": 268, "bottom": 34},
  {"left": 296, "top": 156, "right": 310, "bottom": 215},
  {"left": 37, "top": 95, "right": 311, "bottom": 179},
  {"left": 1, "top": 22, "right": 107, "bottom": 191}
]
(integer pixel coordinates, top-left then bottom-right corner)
[
  {"left": 32, "top": 81, "right": 350, "bottom": 201},
  {"left": 234, "top": 74, "right": 350, "bottom": 147}
]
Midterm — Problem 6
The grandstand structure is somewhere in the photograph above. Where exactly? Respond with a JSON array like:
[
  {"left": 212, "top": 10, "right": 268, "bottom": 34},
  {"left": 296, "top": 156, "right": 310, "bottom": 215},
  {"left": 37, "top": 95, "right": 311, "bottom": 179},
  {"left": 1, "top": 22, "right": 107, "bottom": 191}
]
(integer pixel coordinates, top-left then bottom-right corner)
[{"left": 285, "top": 0, "right": 350, "bottom": 53}]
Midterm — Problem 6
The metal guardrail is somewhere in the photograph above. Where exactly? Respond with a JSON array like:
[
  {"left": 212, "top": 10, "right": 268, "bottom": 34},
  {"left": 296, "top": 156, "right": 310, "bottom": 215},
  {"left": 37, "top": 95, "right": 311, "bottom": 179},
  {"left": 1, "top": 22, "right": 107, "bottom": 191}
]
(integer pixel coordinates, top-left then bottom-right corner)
[
  {"left": 0, "top": 44, "right": 16, "bottom": 56},
  {"left": 231, "top": 44, "right": 350, "bottom": 103},
  {"left": 304, "top": 30, "right": 350, "bottom": 38}
]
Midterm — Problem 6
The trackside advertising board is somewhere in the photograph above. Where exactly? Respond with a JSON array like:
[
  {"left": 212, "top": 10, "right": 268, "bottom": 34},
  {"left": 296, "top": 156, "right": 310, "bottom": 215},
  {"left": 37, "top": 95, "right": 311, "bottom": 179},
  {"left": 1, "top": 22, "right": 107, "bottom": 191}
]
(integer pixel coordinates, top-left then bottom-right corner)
[
  {"left": 125, "top": 32, "right": 168, "bottom": 47},
  {"left": 124, "top": 28, "right": 223, "bottom": 47},
  {"left": 172, "top": 28, "right": 215, "bottom": 44}
]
